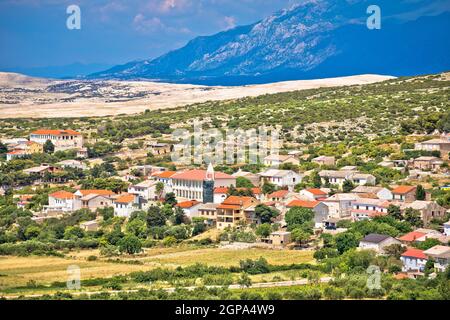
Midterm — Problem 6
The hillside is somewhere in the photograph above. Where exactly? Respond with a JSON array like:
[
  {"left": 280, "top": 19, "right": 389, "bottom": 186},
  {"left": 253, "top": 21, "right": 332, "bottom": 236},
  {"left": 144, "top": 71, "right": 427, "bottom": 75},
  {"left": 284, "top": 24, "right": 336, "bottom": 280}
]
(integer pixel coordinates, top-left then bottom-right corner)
[{"left": 0, "top": 72, "right": 392, "bottom": 119}]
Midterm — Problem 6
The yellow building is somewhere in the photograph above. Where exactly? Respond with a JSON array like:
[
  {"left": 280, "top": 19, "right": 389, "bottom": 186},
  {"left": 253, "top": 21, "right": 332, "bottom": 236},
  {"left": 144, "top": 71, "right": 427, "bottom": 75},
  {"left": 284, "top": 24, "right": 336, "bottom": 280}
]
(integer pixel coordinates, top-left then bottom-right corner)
[{"left": 25, "top": 141, "right": 43, "bottom": 154}]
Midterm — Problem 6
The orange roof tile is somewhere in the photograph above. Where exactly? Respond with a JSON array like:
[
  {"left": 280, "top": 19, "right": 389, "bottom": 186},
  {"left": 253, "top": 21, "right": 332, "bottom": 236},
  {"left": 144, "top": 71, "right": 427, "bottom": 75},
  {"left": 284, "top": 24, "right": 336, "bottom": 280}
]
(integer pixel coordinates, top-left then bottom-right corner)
[
  {"left": 172, "top": 169, "right": 234, "bottom": 181},
  {"left": 176, "top": 200, "right": 200, "bottom": 208},
  {"left": 152, "top": 171, "right": 176, "bottom": 179},
  {"left": 268, "top": 190, "right": 289, "bottom": 199},
  {"left": 31, "top": 129, "right": 81, "bottom": 136},
  {"left": 287, "top": 200, "right": 319, "bottom": 209},
  {"left": 78, "top": 190, "right": 115, "bottom": 197},
  {"left": 214, "top": 187, "right": 261, "bottom": 194},
  {"left": 217, "top": 196, "right": 255, "bottom": 209},
  {"left": 7, "top": 150, "right": 27, "bottom": 155},
  {"left": 401, "top": 248, "right": 427, "bottom": 260},
  {"left": 305, "top": 188, "right": 327, "bottom": 196},
  {"left": 50, "top": 191, "right": 74, "bottom": 200},
  {"left": 398, "top": 231, "right": 427, "bottom": 242},
  {"left": 392, "top": 185, "right": 416, "bottom": 195},
  {"left": 115, "top": 194, "right": 135, "bottom": 204}
]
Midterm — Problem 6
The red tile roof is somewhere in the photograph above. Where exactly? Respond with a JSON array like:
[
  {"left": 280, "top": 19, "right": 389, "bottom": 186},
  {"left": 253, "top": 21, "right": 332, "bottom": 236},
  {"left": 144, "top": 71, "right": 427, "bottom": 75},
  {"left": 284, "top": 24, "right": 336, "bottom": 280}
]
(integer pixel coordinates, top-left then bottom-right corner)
[
  {"left": 305, "top": 188, "right": 327, "bottom": 196},
  {"left": 214, "top": 187, "right": 261, "bottom": 194},
  {"left": 152, "top": 171, "right": 177, "bottom": 179},
  {"left": 398, "top": 231, "right": 427, "bottom": 242},
  {"left": 176, "top": 200, "right": 200, "bottom": 208},
  {"left": 31, "top": 129, "right": 81, "bottom": 136},
  {"left": 7, "top": 150, "right": 27, "bottom": 155},
  {"left": 392, "top": 185, "right": 416, "bottom": 195},
  {"left": 115, "top": 194, "right": 135, "bottom": 204},
  {"left": 401, "top": 248, "right": 427, "bottom": 260},
  {"left": 217, "top": 196, "right": 255, "bottom": 209},
  {"left": 268, "top": 190, "right": 289, "bottom": 199},
  {"left": 172, "top": 169, "right": 234, "bottom": 181},
  {"left": 287, "top": 200, "right": 319, "bottom": 209},
  {"left": 50, "top": 191, "right": 74, "bottom": 200},
  {"left": 78, "top": 190, "right": 115, "bottom": 197}
]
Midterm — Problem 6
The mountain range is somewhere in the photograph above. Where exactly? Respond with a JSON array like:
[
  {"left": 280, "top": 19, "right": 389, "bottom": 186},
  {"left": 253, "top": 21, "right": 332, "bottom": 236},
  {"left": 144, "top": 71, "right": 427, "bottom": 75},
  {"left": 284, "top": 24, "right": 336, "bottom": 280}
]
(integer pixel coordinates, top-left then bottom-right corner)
[{"left": 89, "top": 0, "right": 450, "bottom": 85}]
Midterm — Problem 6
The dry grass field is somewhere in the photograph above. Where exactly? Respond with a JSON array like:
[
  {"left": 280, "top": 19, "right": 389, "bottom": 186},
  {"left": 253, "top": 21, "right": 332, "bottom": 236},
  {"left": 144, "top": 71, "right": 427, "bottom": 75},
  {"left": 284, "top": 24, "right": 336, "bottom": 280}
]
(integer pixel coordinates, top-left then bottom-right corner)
[{"left": 0, "top": 247, "right": 314, "bottom": 293}]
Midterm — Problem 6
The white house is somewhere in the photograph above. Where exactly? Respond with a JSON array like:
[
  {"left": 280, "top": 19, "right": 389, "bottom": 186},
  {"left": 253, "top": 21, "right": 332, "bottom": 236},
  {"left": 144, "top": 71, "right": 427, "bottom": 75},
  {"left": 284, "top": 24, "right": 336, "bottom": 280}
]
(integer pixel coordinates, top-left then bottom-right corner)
[
  {"left": 213, "top": 187, "right": 262, "bottom": 204},
  {"left": 263, "top": 154, "right": 299, "bottom": 167},
  {"left": 319, "top": 170, "right": 376, "bottom": 188},
  {"left": 152, "top": 171, "right": 176, "bottom": 192},
  {"left": 259, "top": 169, "right": 303, "bottom": 191},
  {"left": 56, "top": 159, "right": 87, "bottom": 170},
  {"left": 175, "top": 200, "right": 203, "bottom": 219},
  {"left": 351, "top": 198, "right": 390, "bottom": 221},
  {"left": 114, "top": 194, "right": 138, "bottom": 218},
  {"left": 323, "top": 193, "right": 360, "bottom": 218},
  {"left": 171, "top": 165, "right": 236, "bottom": 202},
  {"left": 400, "top": 248, "right": 428, "bottom": 272},
  {"left": 358, "top": 234, "right": 401, "bottom": 254},
  {"left": 128, "top": 180, "right": 160, "bottom": 202},
  {"left": 30, "top": 129, "right": 83, "bottom": 151},
  {"left": 351, "top": 186, "right": 393, "bottom": 200},
  {"left": 444, "top": 221, "right": 450, "bottom": 236},
  {"left": 423, "top": 245, "right": 450, "bottom": 272},
  {"left": 45, "top": 190, "right": 75, "bottom": 213},
  {"left": 299, "top": 188, "right": 328, "bottom": 201}
]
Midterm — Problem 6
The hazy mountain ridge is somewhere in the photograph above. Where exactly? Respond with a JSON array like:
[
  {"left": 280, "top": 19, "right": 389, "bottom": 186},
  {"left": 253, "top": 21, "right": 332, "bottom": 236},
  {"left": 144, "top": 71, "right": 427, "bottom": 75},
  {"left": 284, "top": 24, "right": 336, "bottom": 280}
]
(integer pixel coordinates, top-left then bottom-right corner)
[{"left": 89, "top": 0, "right": 450, "bottom": 85}]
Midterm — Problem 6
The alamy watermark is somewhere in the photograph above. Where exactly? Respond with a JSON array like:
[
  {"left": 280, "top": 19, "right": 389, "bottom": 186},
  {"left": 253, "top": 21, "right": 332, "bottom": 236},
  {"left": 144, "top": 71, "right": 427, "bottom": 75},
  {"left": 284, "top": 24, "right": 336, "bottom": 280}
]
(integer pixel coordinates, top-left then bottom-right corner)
[
  {"left": 66, "top": 5, "right": 81, "bottom": 30},
  {"left": 171, "top": 121, "right": 280, "bottom": 166},
  {"left": 66, "top": 264, "right": 81, "bottom": 290},
  {"left": 367, "top": 5, "right": 381, "bottom": 30}
]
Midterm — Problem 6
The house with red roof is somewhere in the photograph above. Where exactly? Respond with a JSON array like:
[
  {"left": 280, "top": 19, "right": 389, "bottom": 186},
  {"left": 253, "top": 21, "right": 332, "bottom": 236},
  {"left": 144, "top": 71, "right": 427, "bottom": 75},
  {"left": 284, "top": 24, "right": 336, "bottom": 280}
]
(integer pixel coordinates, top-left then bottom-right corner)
[
  {"left": 299, "top": 188, "right": 328, "bottom": 201},
  {"left": 30, "top": 129, "right": 83, "bottom": 151},
  {"left": 391, "top": 185, "right": 417, "bottom": 202},
  {"left": 114, "top": 194, "right": 138, "bottom": 217},
  {"left": 171, "top": 164, "right": 236, "bottom": 203},
  {"left": 6, "top": 149, "right": 28, "bottom": 161},
  {"left": 401, "top": 248, "right": 428, "bottom": 273},
  {"left": 350, "top": 198, "right": 390, "bottom": 221},
  {"left": 216, "top": 196, "right": 259, "bottom": 230},
  {"left": 213, "top": 187, "right": 262, "bottom": 204},
  {"left": 46, "top": 190, "right": 75, "bottom": 213},
  {"left": 397, "top": 231, "right": 427, "bottom": 244},
  {"left": 175, "top": 200, "right": 202, "bottom": 219},
  {"left": 73, "top": 189, "right": 116, "bottom": 211}
]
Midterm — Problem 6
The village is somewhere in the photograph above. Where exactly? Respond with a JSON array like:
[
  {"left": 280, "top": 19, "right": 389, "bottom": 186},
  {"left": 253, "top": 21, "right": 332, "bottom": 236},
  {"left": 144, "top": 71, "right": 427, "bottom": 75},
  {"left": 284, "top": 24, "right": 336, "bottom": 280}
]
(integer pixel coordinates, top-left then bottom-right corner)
[{"left": 0, "top": 126, "right": 449, "bottom": 286}]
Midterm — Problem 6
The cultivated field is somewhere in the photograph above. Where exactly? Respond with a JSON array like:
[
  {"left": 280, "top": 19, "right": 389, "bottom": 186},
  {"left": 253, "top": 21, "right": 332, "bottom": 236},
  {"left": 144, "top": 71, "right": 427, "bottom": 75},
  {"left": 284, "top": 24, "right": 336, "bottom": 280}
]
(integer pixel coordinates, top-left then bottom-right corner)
[{"left": 0, "top": 247, "right": 314, "bottom": 293}]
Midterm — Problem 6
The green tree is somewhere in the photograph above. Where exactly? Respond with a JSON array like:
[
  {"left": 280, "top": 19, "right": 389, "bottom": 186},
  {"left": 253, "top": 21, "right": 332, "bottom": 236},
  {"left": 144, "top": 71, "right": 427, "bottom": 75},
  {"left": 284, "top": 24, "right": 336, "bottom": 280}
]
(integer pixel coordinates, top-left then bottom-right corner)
[
  {"left": 97, "top": 207, "right": 114, "bottom": 221},
  {"left": 255, "top": 223, "right": 272, "bottom": 238},
  {"left": 43, "top": 140, "right": 55, "bottom": 154},
  {"left": 262, "top": 182, "right": 276, "bottom": 195},
  {"left": 335, "top": 232, "right": 360, "bottom": 254},
  {"left": 146, "top": 206, "right": 166, "bottom": 227},
  {"left": 387, "top": 205, "right": 402, "bottom": 220},
  {"left": 311, "top": 171, "right": 322, "bottom": 188},
  {"left": 404, "top": 208, "right": 423, "bottom": 228},
  {"left": 118, "top": 235, "right": 142, "bottom": 254},
  {"left": 238, "top": 273, "right": 252, "bottom": 288},
  {"left": 285, "top": 207, "right": 314, "bottom": 227},
  {"left": 342, "top": 179, "right": 355, "bottom": 193},
  {"left": 254, "top": 204, "right": 280, "bottom": 224},
  {"left": 416, "top": 185, "right": 426, "bottom": 201},
  {"left": 164, "top": 192, "right": 177, "bottom": 207},
  {"left": 173, "top": 207, "right": 186, "bottom": 225},
  {"left": 291, "top": 228, "right": 310, "bottom": 246},
  {"left": 156, "top": 182, "right": 165, "bottom": 199},
  {"left": 236, "top": 177, "right": 254, "bottom": 188},
  {"left": 0, "top": 142, "right": 7, "bottom": 155}
]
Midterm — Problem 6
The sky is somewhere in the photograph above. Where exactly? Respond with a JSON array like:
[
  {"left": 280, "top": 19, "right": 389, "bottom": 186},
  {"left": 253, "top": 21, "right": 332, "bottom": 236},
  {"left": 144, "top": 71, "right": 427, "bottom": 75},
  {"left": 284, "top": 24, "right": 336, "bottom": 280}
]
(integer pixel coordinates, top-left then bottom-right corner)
[
  {"left": 0, "top": 0, "right": 298, "bottom": 70},
  {"left": 0, "top": 0, "right": 449, "bottom": 74}
]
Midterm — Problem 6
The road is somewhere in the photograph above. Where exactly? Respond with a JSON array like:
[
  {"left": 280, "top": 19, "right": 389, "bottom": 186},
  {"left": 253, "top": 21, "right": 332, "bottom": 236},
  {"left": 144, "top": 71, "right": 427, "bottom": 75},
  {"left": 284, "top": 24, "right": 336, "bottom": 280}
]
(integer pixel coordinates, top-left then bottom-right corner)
[{"left": 2, "top": 277, "right": 333, "bottom": 299}]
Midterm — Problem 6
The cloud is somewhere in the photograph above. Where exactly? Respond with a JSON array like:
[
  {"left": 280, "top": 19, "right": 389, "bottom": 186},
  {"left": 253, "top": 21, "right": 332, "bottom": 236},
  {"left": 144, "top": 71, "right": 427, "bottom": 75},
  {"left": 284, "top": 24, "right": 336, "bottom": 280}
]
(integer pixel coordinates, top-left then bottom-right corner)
[
  {"left": 222, "top": 16, "right": 237, "bottom": 30},
  {"left": 133, "top": 13, "right": 191, "bottom": 34}
]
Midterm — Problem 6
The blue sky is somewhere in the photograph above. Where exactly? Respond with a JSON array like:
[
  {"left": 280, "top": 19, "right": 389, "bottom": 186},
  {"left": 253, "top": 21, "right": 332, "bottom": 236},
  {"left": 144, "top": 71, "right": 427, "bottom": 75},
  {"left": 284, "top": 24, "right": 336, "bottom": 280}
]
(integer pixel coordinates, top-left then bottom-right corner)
[
  {"left": 0, "top": 0, "right": 449, "bottom": 72},
  {"left": 0, "top": 0, "right": 298, "bottom": 70}
]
